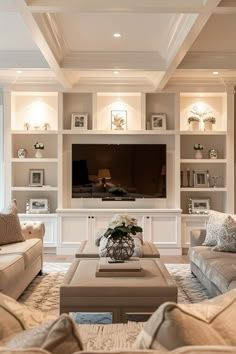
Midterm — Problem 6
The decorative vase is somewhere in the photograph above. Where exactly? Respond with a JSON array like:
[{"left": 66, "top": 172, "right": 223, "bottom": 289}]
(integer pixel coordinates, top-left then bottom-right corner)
[
  {"left": 190, "top": 121, "right": 200, "bottom": 131},
  {"left": 99, "top": 234, "right": 135, "bottom": 260},
  {"left": 194, "top": 150, "right": 203, "bottom": 159},
  {"left": 204, "top": 121, "right": 213, "bottom": 131},
  {"left": 35, "top": 149, "right": 43, "bottom": 158}
]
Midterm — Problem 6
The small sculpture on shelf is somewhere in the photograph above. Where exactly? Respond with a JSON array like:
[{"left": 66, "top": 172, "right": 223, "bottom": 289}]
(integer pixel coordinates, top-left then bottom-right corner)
[
  {"left": 34, "top": 142, "right": 44, "bottom": 158},
  {"left": 208, "top": 149, "right": 218, "bottom": 159},
  {"left": 43, "top": 122, "right": 50, "bottom": 131},
  {"left": 17, "top": 148, "right": 27, "bottom": 158},
  {"left": 193, "top": 144, "right": 204, "bottom": 159},
  {"left": 24, "top": 122, "right": 30, "bottom": 131}
]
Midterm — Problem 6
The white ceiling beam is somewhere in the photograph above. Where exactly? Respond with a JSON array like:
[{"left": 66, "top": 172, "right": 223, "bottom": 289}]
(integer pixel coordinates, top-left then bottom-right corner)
[
  {"left": 157, "top": 0, "right": 222, "bottom": 90},
  {"left": 26, "top": 0, "right": 206, "bottom": 13},
  {"left": 14, "top": 0, "right": 72, "bottom": 89},
  {"left": 179, "top": 51, "right": 236, "bottom": 69}
]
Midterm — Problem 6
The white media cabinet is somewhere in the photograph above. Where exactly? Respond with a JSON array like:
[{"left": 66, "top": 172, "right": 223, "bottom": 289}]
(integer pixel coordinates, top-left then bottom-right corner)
[{"left": 3, "top": 87, "right": 235, "bottom": 254}]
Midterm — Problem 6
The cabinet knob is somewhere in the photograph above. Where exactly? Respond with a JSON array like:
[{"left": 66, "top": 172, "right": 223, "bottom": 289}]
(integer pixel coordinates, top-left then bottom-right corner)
[
  {"left": 91, "top": 216, "right": 94, "bottom": 219},
  {"left": 146, "top": 216, "right": 150, "bottom": 219},
  {"left": 88, "top": 216, "right": 91, "bottom": 219}
]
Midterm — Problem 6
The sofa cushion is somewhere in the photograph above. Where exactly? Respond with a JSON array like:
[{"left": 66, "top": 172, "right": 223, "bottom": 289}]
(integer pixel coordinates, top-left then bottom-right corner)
[
  {"left": 134, "top": 289, "right": 236, "bottom": 351},
  {"left": 0, "top": 293, "right": 56, "bottom": 340},
  {"left": 203, "top": 213, "right": 227, "bottom": 247},
  {"left": 0, "top": 349, "right": 50, "bottom": 354},
  {"left": 2, "top": 314, "right": 83, "bottom": 354},
  {"left": 0, "top": 239, "right": 42, "bottom": 268},
  {"left": 0, "top": 202, "right": 24, "bottom": 246},
  {"left": 0, "top": 254, "right": 25, "bottom": 291},
  {"left": 212, "top": 216, "right": 236, "bottom": 253},
  {"left": 204, "top": 258, "right": 236, "bottom": 293}
]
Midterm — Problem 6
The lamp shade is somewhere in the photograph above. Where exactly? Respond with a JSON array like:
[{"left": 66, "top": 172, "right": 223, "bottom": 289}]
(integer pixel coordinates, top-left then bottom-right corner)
[{"left": 97, "top": 169, "right": 111, "bottom": 180}]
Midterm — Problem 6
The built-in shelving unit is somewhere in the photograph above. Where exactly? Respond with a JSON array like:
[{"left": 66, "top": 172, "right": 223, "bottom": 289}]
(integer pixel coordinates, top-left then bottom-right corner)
[{"left": 4, "top": 86, "right": 234, "bottom": 253}]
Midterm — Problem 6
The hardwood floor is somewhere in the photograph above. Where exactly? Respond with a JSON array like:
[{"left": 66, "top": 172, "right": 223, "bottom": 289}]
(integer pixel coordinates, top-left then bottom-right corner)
[{"left": 43, "top": 253, "right": 189, "bottom": 264}]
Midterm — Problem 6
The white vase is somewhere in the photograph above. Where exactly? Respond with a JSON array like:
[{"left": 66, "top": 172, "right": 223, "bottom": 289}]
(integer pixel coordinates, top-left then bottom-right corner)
[
  {"left": 35, "top": 149, "right": 43, "bottom": 158},
  {"left": 190, "top": 121, "right": 200, "bottom": 131},
  {"left": 195, "top": 150, "right": 203, "bottom": 159},
  {"left": 204, "top": 121, "right": 213, "bottom": 131}
]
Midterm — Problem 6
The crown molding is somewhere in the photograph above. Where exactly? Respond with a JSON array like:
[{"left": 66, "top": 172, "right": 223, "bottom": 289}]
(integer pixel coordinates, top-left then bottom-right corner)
[
  {"left": 179, "top": 51, "right": 236, "bottom": 69},
  {"left": 61, "top": 51, "right": 166, "bottom": 70}
]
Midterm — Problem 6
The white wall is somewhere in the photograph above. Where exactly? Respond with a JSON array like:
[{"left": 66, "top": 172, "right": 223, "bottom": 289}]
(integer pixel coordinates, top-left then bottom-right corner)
[{"left": 0, "top": 91, "right": 3, "bottom": 209}]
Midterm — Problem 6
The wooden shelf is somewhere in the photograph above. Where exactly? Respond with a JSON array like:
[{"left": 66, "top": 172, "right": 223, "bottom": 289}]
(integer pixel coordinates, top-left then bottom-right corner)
[
  {"left": 180, "top": 159, "right": 227, "bottom": 163},
  {"left": 62, "top": 129, "right": 177, "bottom": 135},
  {"left": 181, "top": 213, "right": 209, "bottom": 218},
  {"left": 12, "top": 158, "right": 58, "bottom": 163},
  {"left": 19, "top": 213, "right": 57, "bottom": 218},
  {"left": 180, "top": 187, "right": 227, "bottom": 192},
  {"left": 12, "top": 186, "right": 58, "bottom": 191},
  {"left": 180, "top": 131, "right": 227, "bottom": 135},
  {"left": 11, "top": 130, "right": 58, "bottom": 135}
]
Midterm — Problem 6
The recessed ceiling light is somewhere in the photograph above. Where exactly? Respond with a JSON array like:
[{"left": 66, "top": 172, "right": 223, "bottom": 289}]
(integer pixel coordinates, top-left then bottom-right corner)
[
  {"left": 113, "top": 71, "right": 119, "bottom": 74},
  {"left": 16, "top": 70, "right": 23, "bottom": 74},
  {"left": 113, "top": 33, "right": 121, "bottom": 38},
  {"left": 212, "top": 71, "right": 219, "bottom": 75}
]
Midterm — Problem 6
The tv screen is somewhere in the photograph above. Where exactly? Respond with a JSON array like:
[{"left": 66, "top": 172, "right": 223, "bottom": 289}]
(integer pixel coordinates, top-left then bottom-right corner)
[{"left": 72, "top": 144, "right": 166, "bottom": 199}]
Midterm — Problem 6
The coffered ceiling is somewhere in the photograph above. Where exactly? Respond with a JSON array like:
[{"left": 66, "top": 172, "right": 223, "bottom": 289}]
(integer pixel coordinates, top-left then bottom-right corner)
[{"left": 0, "top": 0, "right": 236, "bottom": 91}]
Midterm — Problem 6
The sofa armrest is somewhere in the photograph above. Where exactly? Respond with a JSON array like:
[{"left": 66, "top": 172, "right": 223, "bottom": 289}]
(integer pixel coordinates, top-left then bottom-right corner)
[
  {"left": 20, "top": 221, "right": 45, "bottom": 240},
  {"left": 190, "top": 229, "right": 206, "bottom": 247}
]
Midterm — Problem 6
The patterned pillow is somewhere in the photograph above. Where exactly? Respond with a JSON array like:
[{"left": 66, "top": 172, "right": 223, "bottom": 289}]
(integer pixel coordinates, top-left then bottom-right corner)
[
  {"left": 213, "top": 216, "right": 236, "bottom": 252},
  {"left": 0, "top": 293, "right": 56, "bottom": 340},
  {"left": 0, "top": 201, "right": 24, "bottom": 246},
  {"left": 203, "top": 212, "right": 227, "bottom": 246},
  {"left": 2, "top": 314, "right": 83, "bottom": 354}
]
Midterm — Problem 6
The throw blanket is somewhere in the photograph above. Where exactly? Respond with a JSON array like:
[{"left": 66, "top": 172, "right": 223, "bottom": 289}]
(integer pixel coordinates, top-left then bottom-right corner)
[{"left": 95, "top": 231, "right": 144, "bottom": 258}]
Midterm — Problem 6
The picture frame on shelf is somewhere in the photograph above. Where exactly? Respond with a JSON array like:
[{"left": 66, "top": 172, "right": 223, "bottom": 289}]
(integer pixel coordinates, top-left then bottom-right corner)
[
  {"left": 190, "top": 198, "right": 210, "bottom": 214},
  {"left": 29, "top": 199, "right": 49, "bottom": 214},
  {"left": 193, "top": 170, "right": 209, "bottom": 188},
  {"left": 151, "top": 113, "right": 167, "bottom": 130},
  {"left": 111, "top": 110, "right": 127, "bottom": 130},
  {"left": 71, "top": 113, "right": 88, "bottom": 130},
  {"left": 29, "top": 169, "right": 44, "bottom": 187}
]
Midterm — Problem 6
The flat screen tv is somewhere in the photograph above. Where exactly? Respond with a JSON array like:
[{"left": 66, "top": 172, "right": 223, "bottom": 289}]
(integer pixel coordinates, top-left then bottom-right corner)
[{"left": 72, "top": 144, "right": 166, "bottom": 199}]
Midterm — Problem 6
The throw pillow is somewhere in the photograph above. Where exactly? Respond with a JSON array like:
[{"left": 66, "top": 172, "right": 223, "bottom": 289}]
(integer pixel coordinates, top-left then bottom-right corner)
[
  {"left": 213, "top": 216, "right": 236, "bottom": 252},
  {"left": 133, "top": 289, "right": 236, "bottom": 351},
  {"left": 0, "top": 201, "right": 24, "bottom": 246},
  {"left": 2, "top": 314, "right": 83, "bottom": 354},
  {"left": 0, "top": 293, "right": 56, "bottom": 340},
  {"left": 202, "top": 212, "right": 227, "bottom": 246}
]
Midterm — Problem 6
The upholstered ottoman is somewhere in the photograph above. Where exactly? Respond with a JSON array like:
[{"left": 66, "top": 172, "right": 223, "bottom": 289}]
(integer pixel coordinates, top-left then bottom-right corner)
[
  {"left": 76, "top": 240, "right": 160, "bottom": 258},
  {"left": 60, "top": 258, "right": 177, "bottom": 322}
]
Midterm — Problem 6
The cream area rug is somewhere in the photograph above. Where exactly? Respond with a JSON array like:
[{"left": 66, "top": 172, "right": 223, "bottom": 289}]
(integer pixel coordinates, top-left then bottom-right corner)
[{"left": 19, "top": 262, "right": 210, "bottom": 320}]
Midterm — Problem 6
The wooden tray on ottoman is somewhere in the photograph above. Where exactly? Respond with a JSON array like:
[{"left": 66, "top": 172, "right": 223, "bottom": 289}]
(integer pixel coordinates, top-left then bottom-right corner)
[
  {"left": 60, "top": 258, "right": 177, "bottom": 323},
  {"left": 75, "top": 240, "right": 160, "bottom": 259}
]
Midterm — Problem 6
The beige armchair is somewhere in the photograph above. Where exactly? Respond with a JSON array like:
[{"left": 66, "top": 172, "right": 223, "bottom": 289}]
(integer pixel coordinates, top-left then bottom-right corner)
[{"left": 20, "top": 221, "right": 45, "bottom": 241}]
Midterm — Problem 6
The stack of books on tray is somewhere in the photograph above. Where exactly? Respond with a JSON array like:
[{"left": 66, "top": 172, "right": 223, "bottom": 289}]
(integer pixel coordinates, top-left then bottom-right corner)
[{"left": 95, "top": 257, "right": 144, "bottom": 277}]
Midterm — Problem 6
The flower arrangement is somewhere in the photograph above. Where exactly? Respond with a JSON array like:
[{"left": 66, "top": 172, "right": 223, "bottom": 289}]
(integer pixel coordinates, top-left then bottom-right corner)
[
  {"left": 190, "top": 105, "right": 211, "bottom": 119},
  {"left": 34, "top": 142, "right": 44, "bottom": 150},
  {"left": 194, "top": 144, "right": 204, "bottom": 150},
  {"left": 188, "top": 116, "right": 200, "bottom": 124},
  {"left": 203, "top": 117, "right": 216, "bottom": 124},
  {"left": 103, "top": 214, "right": 143, "bottom": 239}
]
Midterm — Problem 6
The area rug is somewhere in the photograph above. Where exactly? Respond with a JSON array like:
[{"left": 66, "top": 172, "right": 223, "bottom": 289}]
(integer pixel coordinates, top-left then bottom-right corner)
[{"left": 19, "top": 262, "right": 210, "bottom": 324}]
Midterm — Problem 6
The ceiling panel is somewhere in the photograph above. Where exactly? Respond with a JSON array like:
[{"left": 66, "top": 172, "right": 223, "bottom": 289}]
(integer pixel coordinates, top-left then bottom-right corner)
[{"left": 56, "top": 13, "right": 176, "bottom": 54}]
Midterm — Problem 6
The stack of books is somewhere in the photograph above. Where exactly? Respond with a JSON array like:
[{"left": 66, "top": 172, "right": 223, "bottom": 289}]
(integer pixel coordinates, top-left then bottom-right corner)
[{"left": 96, "top": 257, "right": 144, "bottom": 277}]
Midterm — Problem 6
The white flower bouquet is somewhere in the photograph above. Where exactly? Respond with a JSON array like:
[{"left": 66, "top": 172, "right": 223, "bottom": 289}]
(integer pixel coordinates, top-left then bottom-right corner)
[
  {"left": 34, "top": 142, "right": 44, "bottom": 150},
  {"left": 104, "top": 214, "right": 142, "bottom": 239}
]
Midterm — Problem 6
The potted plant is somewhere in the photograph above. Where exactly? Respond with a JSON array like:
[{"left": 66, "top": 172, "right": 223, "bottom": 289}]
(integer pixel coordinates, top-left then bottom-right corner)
[
  {"left": 193, "top": 143, "right": 204, "bottom": 159},
  {"left": 34, "top": 142, "right": 44, "bottom": 158},
  {"left": 99, "top": 214, "right": 143, "bottom": 260},
  {"left": 203, "top": 117, "right": 216, "bottom": 131},
  {"left": 188, "top": 116, "right": 200, "bottom": 131}
]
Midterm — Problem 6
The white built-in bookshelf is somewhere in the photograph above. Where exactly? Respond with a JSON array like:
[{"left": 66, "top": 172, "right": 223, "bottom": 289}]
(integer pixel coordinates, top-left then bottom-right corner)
[{"left": 3, "top": 88, "right": 234, "bottom": 251}]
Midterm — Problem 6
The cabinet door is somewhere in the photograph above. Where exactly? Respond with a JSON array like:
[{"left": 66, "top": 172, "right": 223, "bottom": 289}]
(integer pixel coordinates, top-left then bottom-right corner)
[
  {"left": 60, "top": 215, "right": 89, "bottom": 244},
  {"left": 149, "top": 215, "right": 180, "bottom": 248},
  {"left": 181, "top": 216, "right": 208, "bottom": 247}
]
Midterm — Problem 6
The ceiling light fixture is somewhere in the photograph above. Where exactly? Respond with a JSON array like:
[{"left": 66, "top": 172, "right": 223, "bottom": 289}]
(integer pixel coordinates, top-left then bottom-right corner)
[
  {"left": 16, "top": 70, "right": 23, "bottom": 74},
  {"left": 113, "top": 71, "right": 119, "bottom": 75},
  {"left": 113, "top": 33, "right": 121, "bottom": 38},
  {"left": 212, "top": 71, "right": 219, "bottom": 75}
]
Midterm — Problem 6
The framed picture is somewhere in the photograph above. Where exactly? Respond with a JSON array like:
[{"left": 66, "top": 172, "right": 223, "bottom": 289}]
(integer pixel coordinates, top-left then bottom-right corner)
[
  {"left": 29, "top": 169, "right": 44, "bottom": 187},
  {"left": 193, "top": 170, "right": 209, "bottom": 187},
  {"left": 29, "top": 199, "right": 49, "bottom": 214},
  {"left": 71, "top": 113, "right": 88, "bottom": 130},
  {"left": 191, "top": 199, "right": 210, "bottom": 214},
  {"left": 151, "top": 113, "right": 167, "bottom": 130},
  {"left": 111, "top": 110, "right": 127, "bottom": 130}
]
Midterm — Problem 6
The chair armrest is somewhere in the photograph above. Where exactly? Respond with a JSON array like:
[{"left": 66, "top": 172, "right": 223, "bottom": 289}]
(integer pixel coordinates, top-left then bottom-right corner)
[
  {"left": 190, "top": 229, "right": 206, "bottom": 247},
  {"left": 20, "top": 221, "right": 45, "bottom": 240}
]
